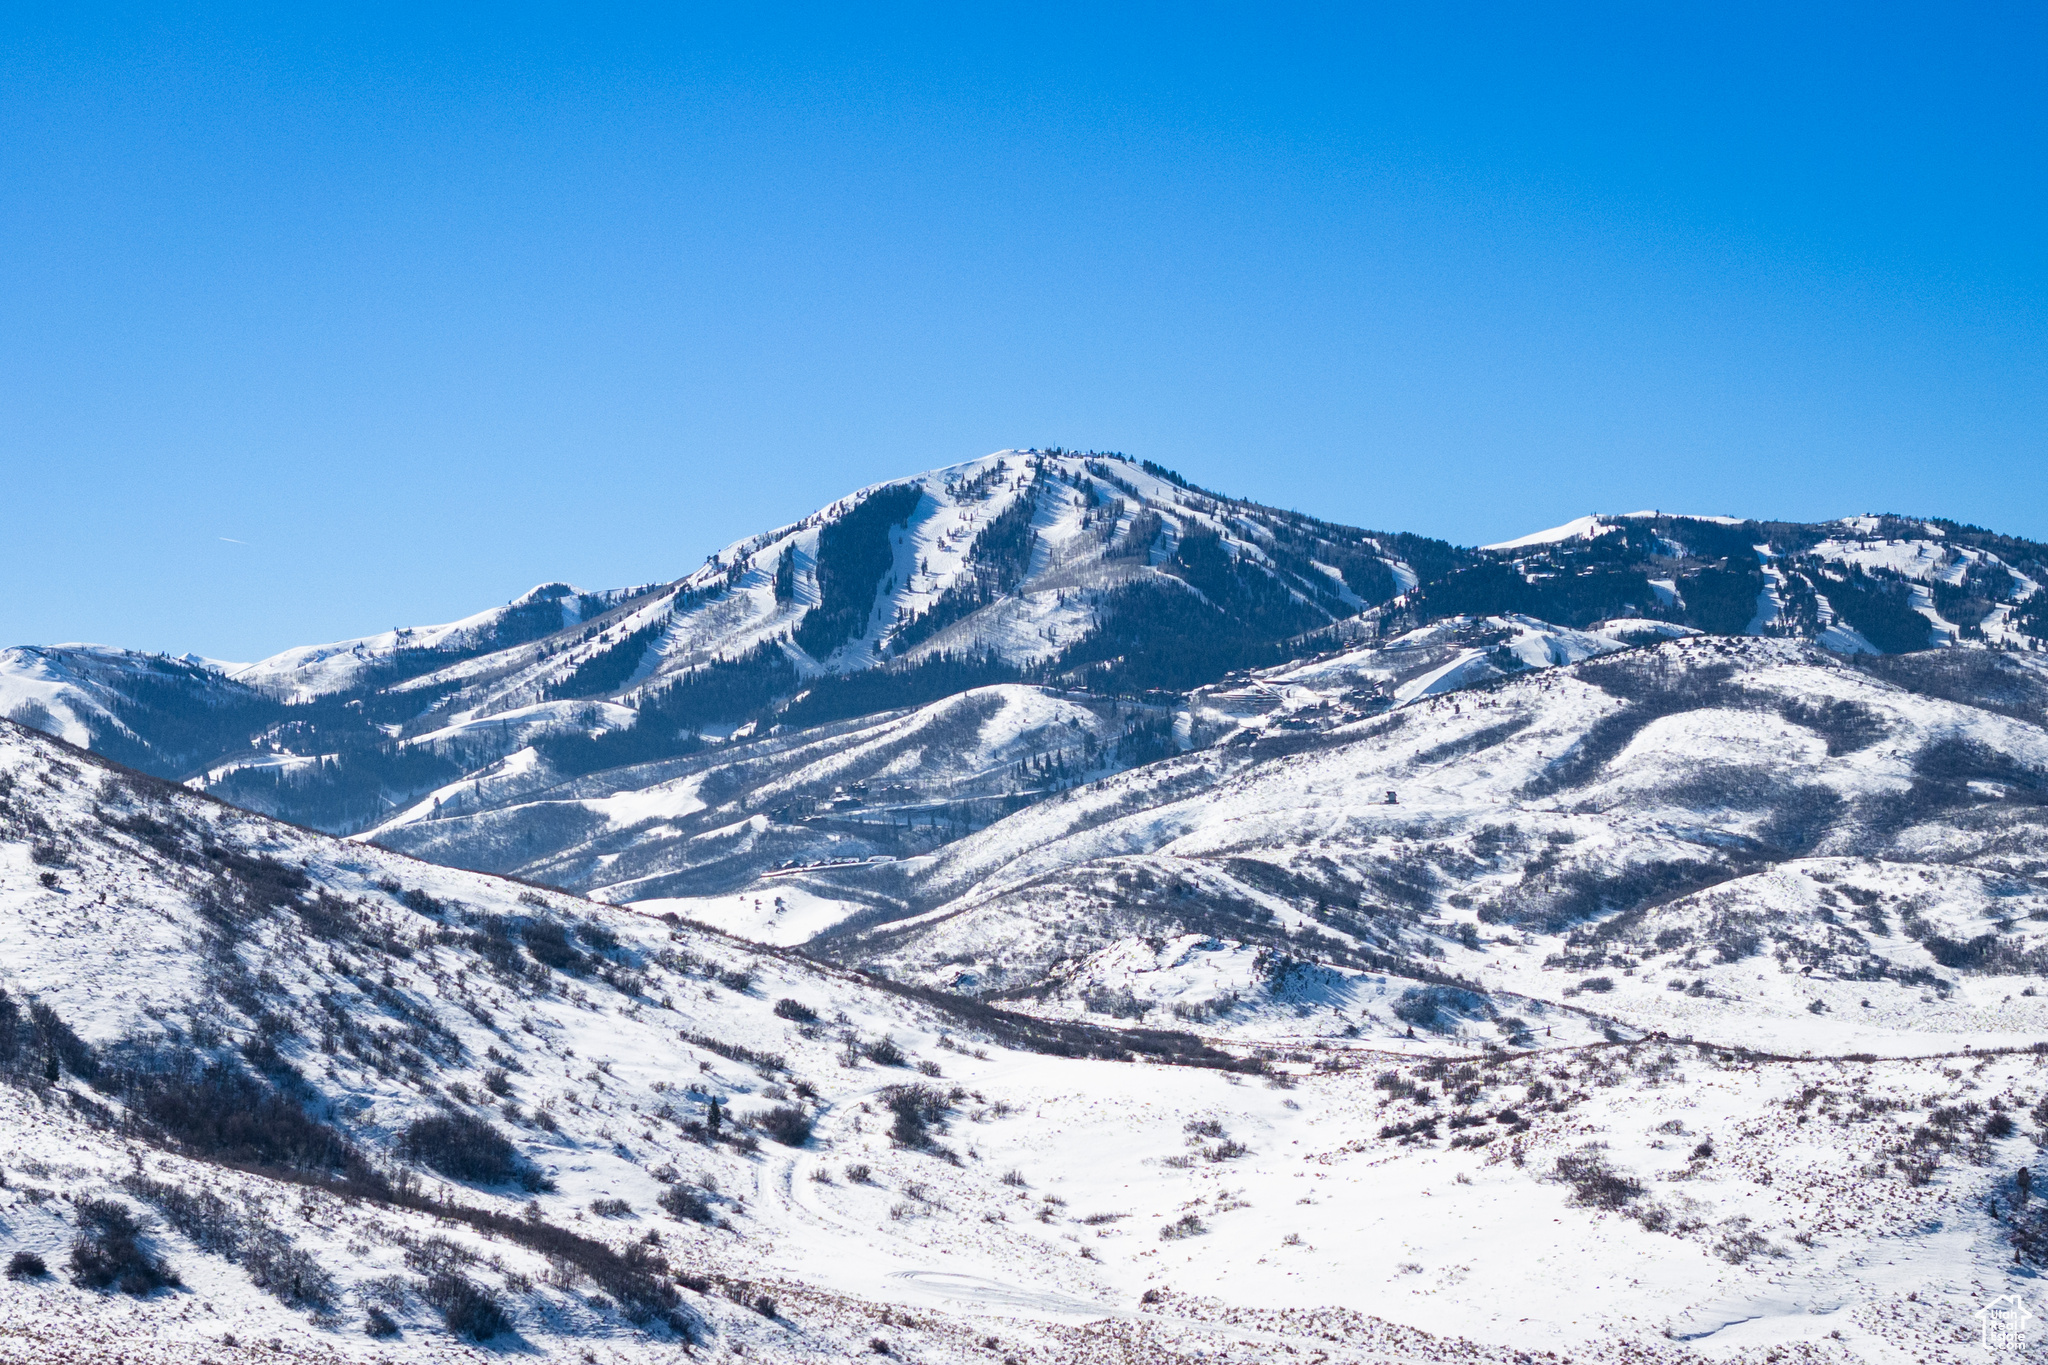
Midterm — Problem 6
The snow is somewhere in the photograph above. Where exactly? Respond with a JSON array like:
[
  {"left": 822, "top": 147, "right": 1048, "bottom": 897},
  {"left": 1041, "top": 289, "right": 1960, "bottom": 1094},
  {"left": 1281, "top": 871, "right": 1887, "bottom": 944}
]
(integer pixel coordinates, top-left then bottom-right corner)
[
  {"left": 1745, "top": 553, "right": 1788, "bottom": 635},
  {"left": 371, "top": 680, "right": 1164, "bottom": 906},
  {"left": 1813, "top": 592, "right": 1882, "bottom": 655},
  {"left": 1483, "top": 511, "right": 1748, "bottom": 551},
  {"left": 1394, "top": 649, "right": 1506, "bottom": 702},
  {"left": 12, "top": 453, "right": 2048, "bottom": 1361},
  {"left": 229, "top": 584, "right": 598, "bottom": 699},
  {"left": 0, "top": 647, "right": 110, "bottom": 746},
  {"left": 583, "top": 772, "right": 708, "bottom": 830},
  {"left": 1907, "top": 582, "right": 1960, "bottom": 647},
  {"left": 850, "top": 637, "right": 2048, "bottom": 1011},
  {"left": 1810, "top": 536, "right": 1959, "bottom": 584},
  {"left": 637, "top": 884, "right": 867, "bottom": 945},
  {"left": 1244, "top": 614, "right": 1646, "bottom": 721},
  {"left": 1481, "top": 514, "right": 1616, "bottom": 551}
]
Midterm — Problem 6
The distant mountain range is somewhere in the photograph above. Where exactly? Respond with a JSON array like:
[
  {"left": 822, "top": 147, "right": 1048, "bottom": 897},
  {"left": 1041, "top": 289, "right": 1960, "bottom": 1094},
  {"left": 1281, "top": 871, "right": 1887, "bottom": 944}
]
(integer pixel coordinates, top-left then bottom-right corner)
[{"left": 5, "top": 449, "right": 2044, "bottom": 914}]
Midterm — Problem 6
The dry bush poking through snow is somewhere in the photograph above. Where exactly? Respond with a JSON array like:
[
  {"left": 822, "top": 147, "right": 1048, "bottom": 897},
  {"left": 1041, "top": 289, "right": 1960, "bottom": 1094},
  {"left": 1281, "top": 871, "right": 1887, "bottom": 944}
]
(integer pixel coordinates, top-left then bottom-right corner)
[
  {"left": 399, "top": 1110, "right": 549, "bottom": 1190},
  {"left": 1552, "top": 1147, "right": 1645, "bottom": 1210},
  {"left": 757, "top": 1104, "right": 815, "bottom": 1146},
  {"left": 420, "top": 1269, "right": 511, "bottom": 1340},
  {"left": 68, "top": 1198, "right": 178, "bottom": 1296},
  {"left": 657, "top": 1184, "right": 713, "bottom": 1223},
  {"left": 882, "top": 1083, "right": 952, "bottom": 1148}
]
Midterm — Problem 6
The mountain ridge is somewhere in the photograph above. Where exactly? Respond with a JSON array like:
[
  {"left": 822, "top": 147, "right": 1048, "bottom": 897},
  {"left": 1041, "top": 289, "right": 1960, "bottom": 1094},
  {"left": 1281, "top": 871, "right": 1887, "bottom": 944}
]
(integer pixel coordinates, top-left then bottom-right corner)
[{"left": 5, "top": 450, "right": 2044, "bottom": 905}]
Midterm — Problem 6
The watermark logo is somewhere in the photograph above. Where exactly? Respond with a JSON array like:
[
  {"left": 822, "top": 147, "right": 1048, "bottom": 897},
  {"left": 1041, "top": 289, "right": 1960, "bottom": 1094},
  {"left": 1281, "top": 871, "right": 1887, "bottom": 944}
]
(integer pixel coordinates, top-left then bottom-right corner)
[{"left": 1976, "top": 1293, "right": 2036, "bottom": 1353}]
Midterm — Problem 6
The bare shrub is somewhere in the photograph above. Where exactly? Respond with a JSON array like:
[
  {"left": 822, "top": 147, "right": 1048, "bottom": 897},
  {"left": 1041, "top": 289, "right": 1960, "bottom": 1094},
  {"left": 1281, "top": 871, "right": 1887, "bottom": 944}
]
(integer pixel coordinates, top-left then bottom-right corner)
[
  {"left": 1391, "top": 986, "right": 1487, "bottom": 1034},
  {"left": 115, "top": 1058, "right": 373, "bottom": 1177},
  {"left": 400, "top": 1111, "right": 544, "bottom": 1189},
  {"left": 362, "top": 1273, "right": 410, "bottom": 1309},
  {"left": 1554, "top": 1148, "right": 1644, "bottom": 1210},
  {"left": 1713, "top": 1217, "right": 1782, "bottom": 1264},
  {"left": 1081, "top": 985, "right": 1150, "bottom": 1019},
  {"left": 120, "top": 1175, "right": 240, "bottom": 1256},
  {"left": 402, "top": 1233, "right": 476, "bottom": 1275},
  {"left": 68, "top": 1199, "right": 178, "bottom": 1295},
  {"left": 1378, "top": 1117, "right": 1438, "bottom": 1141},
  {"left": 420, "top": 1270, "right": 511, "bottom": 1340},
  {"left": 881, "top": 1084, "right": 952, "bottom": 1148},
  {"left": 243, "top": 1227, "right": 338, "bottom": 1313},
  {"left": 657, "top": 1185, "right": 713, "bottom": 1223},
  {"left": 520, "top": 921, "right": 587, "bottom": 974},
  {"left": 757, "top": 1105, "right": 814, "bottom": 1147}
]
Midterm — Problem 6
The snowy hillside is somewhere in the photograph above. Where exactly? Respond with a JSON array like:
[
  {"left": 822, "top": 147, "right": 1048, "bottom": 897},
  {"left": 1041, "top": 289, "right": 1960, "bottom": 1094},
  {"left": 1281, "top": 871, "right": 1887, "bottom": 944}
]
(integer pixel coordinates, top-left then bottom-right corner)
[
  {"left": 0, "top": 645, "right": 265, "bottom": 771},
  {"left": 370, "top": 682, "right": 1181, "bottom": 907},
  {"left": 344, "top": 614, "right": 1679, "bottom": 906},
  {"left": 1437, "top": 509, "right": 2048, "bottom": 655},
  {"left": 666, "top": 635, "right": 2048, "bottom": 1033},
  {"left": 5, "top": 698, "right": 2048, "bottom": 1362},
  {"left": 227, "top": 583, "right": 650, "bottom": 701}
]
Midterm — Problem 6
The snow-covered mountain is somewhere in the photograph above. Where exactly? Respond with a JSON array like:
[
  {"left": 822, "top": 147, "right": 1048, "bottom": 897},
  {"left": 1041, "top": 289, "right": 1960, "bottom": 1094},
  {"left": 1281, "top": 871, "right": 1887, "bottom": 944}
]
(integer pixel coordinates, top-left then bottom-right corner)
[
  {"left": 0, "top": 452, "right": 1447, "bottom": 831},
  {"left": 3, "top": 662, "right": 2046, "bottom": 1361},
  {"left": 10, "top": 452, "right": 2044, "bottom": 915}
]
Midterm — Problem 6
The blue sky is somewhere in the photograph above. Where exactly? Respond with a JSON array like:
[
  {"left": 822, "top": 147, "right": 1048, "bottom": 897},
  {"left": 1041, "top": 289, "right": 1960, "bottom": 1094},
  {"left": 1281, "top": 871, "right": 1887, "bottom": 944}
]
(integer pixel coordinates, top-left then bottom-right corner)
[{"left": 3, "top": 5, "right": 2042, "bottom": 660}]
